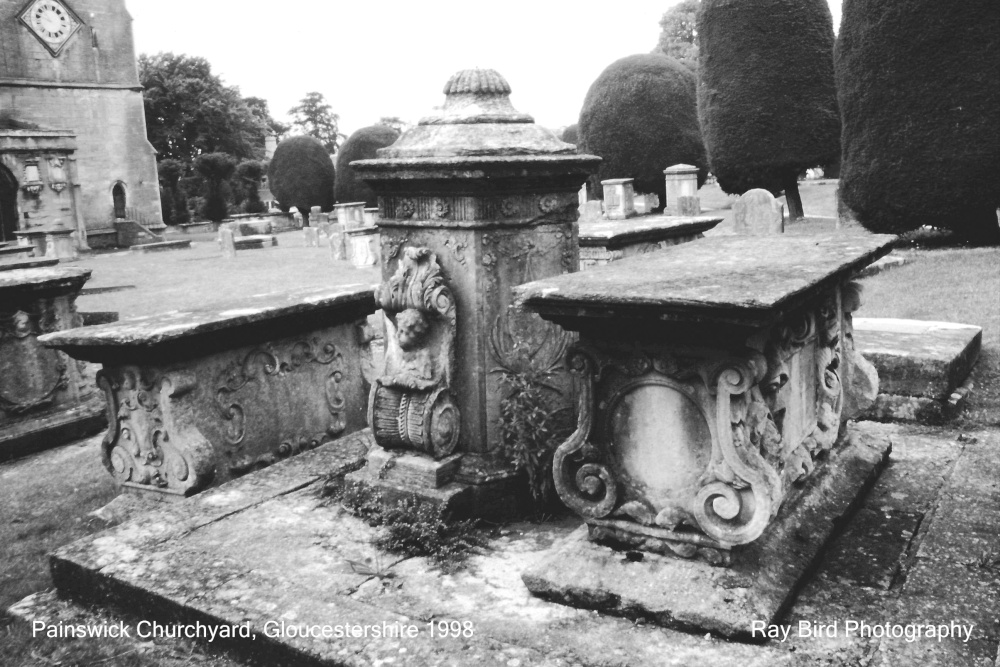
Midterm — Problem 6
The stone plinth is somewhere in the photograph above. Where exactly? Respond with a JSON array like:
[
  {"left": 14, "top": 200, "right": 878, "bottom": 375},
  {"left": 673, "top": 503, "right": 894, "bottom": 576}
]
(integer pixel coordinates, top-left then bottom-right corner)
[
  {"left": 601, "top": 178, "right": 637, "bottom": 219},
  {"left": 663, "top": 163, "right": 700, "bottom": 215},
  {"left": 333, "top": 202, "right": 366, "bottom": 229},
  {"left": 514, "top": 233, "right": 895, "bottom": 634},
  {"left": 578, "top": 215, "right": 722, "bottom": 269},
  {"left": 352, "top": 68, "right": 600, "bottom": 518},
  {"left": 345, "top": 226, "right": 380, "bottom": 267},
  {"left": 40, "top": 285, "right": 377, "bottom": 497},
  {"left": 0, "top": 267, "right": 105, "bottom": 460},
  {"left": 45, "top": 228, "right": 78, "bottom": 260},
  {"left": 853, "top": 318, "right": 982, "bottom": 422},
  {"left": 363, "top": 207, "right": 379, "bottom": 226}
]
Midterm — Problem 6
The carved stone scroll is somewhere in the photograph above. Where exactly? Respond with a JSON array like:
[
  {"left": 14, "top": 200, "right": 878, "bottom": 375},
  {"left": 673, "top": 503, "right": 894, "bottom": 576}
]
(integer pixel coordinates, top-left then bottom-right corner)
[{"left": 369, "top": 247, "right": 460, "bottom": 459}]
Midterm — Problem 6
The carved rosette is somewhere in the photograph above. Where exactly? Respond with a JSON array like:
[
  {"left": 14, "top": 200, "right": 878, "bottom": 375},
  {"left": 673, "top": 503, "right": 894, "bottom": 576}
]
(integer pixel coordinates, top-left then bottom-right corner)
[
  {"left": 554, "top": 284, "right": 863, "bottom": 564},
  {"left": 369, "top": 247, "right": 461, "bottom": 459},
  {"left": 99, "top": 367, "right": 215, "bottom": 496}
]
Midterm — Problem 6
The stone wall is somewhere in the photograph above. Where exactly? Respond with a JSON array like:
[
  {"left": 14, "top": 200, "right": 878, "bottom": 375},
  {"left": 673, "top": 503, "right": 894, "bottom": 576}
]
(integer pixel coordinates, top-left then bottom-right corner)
[{"left": 0, "top": 0, "right": 162, "bottom": 237}]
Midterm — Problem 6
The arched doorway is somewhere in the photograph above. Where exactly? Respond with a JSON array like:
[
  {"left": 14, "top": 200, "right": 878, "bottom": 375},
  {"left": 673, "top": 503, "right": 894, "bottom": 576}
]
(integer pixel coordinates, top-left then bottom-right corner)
[
  {"left": 112, "top": 182, "right": 127, "bottom": 219},
  {"left": 0, "top": 165, "right": 18, "bottom": 243}
]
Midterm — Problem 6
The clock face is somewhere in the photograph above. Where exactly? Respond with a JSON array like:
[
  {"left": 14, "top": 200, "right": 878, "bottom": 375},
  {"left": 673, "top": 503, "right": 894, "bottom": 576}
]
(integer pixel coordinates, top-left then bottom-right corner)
[{"left": 17, "top": 0, "right": 82, "bottom": 56}]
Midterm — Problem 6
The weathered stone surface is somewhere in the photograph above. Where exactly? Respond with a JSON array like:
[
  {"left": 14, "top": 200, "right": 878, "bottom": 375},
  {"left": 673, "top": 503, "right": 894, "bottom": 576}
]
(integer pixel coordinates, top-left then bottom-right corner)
[
  {"left": 579, "top": 214, "right": 722, "bottom": 250},
  {"left": 853, "top": 318, "right": 982, "bottom": 398},
  {"left": 40, "top": 285, "right": 377, "bottom": 495},
  {"left": 734, "top": 189, "right": 784, "bottom": 236},
  {"left": 0, "top": 266, "right": 102, "bottom": 458},
  {"left": 516, "top": 234, "right": 896, "bottom": 331},
  {"left": 0, "top": 256, "right": 58, "bottom": 271},
  {"left": 0, "top": 244, "right": 35, "bottom": 262},
  {"left": 664, "top": 163, "right": 700, "bottom": 215},
  {"left": 522, "top": 425, "right": 891, "bottom": 638},
  {"left": 129, "top": 240, "right": 192, "bottom": 253},
  {"left": 601, "top": 178, "right": 637, "bottom": 220},
  {"left": 853, "top": 253, "right": 912, "bottom": 278},
  {"left": 243, "top": 233, "right": 278, "bottom": 247},
  {"left": 345, "top": 227, "right": 380, "bottom": 267},
  {"left": 304, "top": 226, "right": 320, "bottom": 247},
  {"left": 578, "top": 199, "right": 604, "bottom": 221}
]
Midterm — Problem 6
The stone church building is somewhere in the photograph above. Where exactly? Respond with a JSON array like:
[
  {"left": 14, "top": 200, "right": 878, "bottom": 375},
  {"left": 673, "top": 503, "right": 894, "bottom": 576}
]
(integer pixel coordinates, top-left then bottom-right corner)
[{"left": 0, "top": 0, "right": 161, "bottom": 248}]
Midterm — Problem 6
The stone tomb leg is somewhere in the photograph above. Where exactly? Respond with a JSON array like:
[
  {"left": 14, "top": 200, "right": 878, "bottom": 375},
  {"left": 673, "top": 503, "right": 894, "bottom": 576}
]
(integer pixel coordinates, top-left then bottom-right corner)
[
  {"left": 40, "top": 286, "right": 376, "bottom": 498},
  {"left": 514, "top": 233, "right": 896, "bottom": 638},
  {"left": 350, "top": 69, "right": 600, "bottom": 518}
]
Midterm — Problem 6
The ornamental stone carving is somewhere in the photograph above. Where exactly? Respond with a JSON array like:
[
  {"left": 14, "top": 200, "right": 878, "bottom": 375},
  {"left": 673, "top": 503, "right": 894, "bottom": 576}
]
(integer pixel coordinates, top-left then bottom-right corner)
[{"left": 368, "top": 247, "right": 460, "bottom": 459}]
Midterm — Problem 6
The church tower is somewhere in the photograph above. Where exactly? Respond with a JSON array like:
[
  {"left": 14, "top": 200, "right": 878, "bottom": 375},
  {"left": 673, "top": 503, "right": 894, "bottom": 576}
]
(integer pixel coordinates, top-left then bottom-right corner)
[{"left": 0, "top": 0, "right": 162, "bottom": 248}]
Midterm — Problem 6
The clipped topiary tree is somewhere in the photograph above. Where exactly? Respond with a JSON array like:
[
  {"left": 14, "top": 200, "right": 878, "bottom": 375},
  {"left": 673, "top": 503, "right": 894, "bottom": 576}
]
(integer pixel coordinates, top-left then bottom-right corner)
[
  {"left": 837, "top": 0, "right": 1000, "bottom": 243},
  {"left": 560, "top": 124, "right": 578, "bottom": 145},
  {"left": 234, "top": 160, "right": 266, "bottom": 214},
  {"left": 578, "top": 53, "right": 708, "bottom": 208},
  {"left": 697, "top": 0, "right": 840, "bottom": 219},
  {"left": 267, "top": 135, "right": 335, "bottom": 226},
  {"left": 157, "top": 159, "right": 190, "bottom": 225},
  {"left": 194, "top": 153, "right": 235, "bottom": 223},
  {"left": 335, "top": 125, "right": 400, "bottom": 206}
]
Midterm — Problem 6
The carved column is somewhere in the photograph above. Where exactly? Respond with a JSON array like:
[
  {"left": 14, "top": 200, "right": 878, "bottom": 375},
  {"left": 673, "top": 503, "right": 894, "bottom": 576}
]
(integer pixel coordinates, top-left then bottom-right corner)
[{"left": 352, "top": 69, "right": 599, "bottom": 516}]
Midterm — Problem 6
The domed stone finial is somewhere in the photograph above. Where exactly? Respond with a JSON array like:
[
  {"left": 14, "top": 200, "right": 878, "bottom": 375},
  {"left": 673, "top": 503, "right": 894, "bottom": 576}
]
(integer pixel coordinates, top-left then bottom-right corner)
[{"left": 442, "top": 69, "right": 512, "bottom": 96}]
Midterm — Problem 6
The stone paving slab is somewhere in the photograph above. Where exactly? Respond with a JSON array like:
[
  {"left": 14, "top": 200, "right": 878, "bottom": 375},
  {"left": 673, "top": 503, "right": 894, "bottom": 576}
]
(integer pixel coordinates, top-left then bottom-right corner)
[
  {"left": 853, "top": 318, "right": 983, "bottom": 398},
  {"left": 11, "top": 424, "right": 999, "bottom": 666}
]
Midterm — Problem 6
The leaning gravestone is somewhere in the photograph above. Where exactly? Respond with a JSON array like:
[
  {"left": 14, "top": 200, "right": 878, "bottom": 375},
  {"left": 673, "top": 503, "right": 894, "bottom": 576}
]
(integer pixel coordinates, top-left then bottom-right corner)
[{"left": 733, "top": 188, "right": 784, "bottom": 235}]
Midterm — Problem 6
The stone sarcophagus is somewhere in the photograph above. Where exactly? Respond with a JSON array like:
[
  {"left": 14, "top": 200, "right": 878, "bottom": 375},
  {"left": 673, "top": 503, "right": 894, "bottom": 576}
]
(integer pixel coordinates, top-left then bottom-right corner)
[
  {"left": 0, "top": 267, "right": 105, "bottom": 459},
  {"left": 40, "top": 286, "right": 376, "bottom": 498},
  {"left": 516, "top": 234, "right": 896, "bottom": 635}
]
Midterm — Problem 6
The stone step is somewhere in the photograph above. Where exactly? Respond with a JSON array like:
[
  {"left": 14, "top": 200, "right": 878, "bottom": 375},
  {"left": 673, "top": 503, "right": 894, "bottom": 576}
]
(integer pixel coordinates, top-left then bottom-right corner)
[{"left": 128, "top": 240, "right": 192, "bottom": 253}]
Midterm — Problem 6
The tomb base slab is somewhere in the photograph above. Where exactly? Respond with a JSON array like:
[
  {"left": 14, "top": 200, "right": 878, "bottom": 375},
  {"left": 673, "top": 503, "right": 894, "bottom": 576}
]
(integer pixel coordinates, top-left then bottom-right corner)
[{"left": 521, "top": 425, "right": 891, "bottom": 639}]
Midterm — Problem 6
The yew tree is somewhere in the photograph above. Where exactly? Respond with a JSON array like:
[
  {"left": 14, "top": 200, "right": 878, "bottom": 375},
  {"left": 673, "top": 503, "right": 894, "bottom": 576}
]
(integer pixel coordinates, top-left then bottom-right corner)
[{"left": 697, "top": 0, "right": 840, "bottom": 219}]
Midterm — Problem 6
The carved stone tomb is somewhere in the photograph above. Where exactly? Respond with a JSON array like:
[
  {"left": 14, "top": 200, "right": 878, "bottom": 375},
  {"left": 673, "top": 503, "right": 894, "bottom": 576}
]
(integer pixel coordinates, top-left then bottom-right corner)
[
  {"left": 40, "top": 286, "right": 375, "bottom": 498},
  {"left": 350, "top": 69, "right": 600, "bottom": 517},
  {"left": 515, "top": 233, "right": 896, "bottom": 637}
]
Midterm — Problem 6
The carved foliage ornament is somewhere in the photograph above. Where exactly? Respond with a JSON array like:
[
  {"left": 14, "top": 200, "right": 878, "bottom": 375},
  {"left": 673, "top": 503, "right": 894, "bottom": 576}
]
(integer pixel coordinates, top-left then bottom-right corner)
[{"left": 369, "top": 247, "right": 460, "bottom": 459}]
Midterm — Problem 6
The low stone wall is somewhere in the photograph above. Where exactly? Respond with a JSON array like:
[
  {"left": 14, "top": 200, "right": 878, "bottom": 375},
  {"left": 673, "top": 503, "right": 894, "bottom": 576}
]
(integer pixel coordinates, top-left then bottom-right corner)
[{"left": 41, "top": 285, "right": 379, "bottom": 498}]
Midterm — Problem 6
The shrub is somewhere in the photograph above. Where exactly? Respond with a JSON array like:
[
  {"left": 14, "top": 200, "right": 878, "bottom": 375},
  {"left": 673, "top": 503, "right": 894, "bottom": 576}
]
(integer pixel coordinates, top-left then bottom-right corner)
[
  {"left": 578, "top": 54, "right": 708, "bottom": 209},
  {"left": 234, "top": 160, "right": 266, "bottom": 214},
  {"left": 836, "top": 0, "right": 1000, "bottom": 243},
  {"left": 267, "top": 135, "right": 335, "bottom": 226},
  {"left": 560, "top": 124, "right": 578, "bottom": 145},
  {"left": 334, "top": 125, "right": 400, "bottom": 206},
  {"left": 193, "top": 152, "right": 235, "bottom": 223},
  {"left": 157, "top": 159, "right": 189, "bottom": 225},
  {"left": 697, "top": 0, "right": 840, "bottom": 219}
]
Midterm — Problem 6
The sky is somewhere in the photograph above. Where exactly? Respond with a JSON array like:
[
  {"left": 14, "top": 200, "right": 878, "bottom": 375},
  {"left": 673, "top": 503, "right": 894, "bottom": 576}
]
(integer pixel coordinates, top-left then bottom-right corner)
[{"left": 126, "top": 0, "right": 844, "bottom": 139}]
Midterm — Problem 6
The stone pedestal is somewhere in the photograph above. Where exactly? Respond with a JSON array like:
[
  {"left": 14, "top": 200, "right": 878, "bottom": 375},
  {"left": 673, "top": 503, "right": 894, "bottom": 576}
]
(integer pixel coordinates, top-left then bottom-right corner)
[
  {"left": 0, "top": 267, "right": 105, "bottom": 460},
  {"left": 351, "top": 69, "right": 599, "bottom": 518},
  {"left": 663, "top": 164, "right": 700, "bottom": 215},
  {"left": 601, "top": 178, "right": 637, "bottom": 220},
  {"left": 345, "top": 226, "right": 380, "bottom": 267},
  {"left": 514, "top": 233, "right": 895, "bottom": 634},
  {"left": 45, "top": 229, "right": 78, "bottom": 260},
  {"left": 328, "top": 223, "right": 347, "bottom": 260},
  {"left": 333, "top": 202, "right": 366, "bottom": 229},
  {"left": 363, "top": 207, "right": 379, "bottom": 226},
  {"left": 40, "top": 286, "right": 376, "bottom": 497}
]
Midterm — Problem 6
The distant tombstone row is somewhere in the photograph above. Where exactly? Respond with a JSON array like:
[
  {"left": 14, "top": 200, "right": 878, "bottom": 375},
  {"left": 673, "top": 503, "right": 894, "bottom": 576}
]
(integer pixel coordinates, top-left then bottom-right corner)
[{"left": 580, "top": 164, "right": 704, "bottom": 221}]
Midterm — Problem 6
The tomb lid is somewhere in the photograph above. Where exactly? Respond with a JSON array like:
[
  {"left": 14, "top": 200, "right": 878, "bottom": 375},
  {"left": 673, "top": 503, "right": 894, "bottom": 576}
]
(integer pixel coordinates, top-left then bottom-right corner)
[
  {"left": 515, "top": 233, "right": 896, "bottom": 328},
  {"left": 579, "top": 215, "right": 723, "bottom": 248},
  {"left": 663, "top": 164, "right": 699, "bottom": 174},
  {"left": 352, "top": 69, "right": 600, "bottom": 167},
  {"left": 0, "top": 266, "right": 90, "bottom": 298},
  {"left": 39, "top": 284, "right": 376, "bottom": 361}
]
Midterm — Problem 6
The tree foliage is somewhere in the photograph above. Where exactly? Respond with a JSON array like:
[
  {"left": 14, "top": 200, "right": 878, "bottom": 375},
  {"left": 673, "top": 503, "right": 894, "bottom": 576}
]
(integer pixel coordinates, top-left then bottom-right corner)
[
  {"left": 289, "top": 92, "right": 345, "bottom": 153},
  {"left": 335, "top": 125, "right": 400, "bottom": 205},
  {"left": 837, "top": 0, "right": 1000, "bottom": 242},
  {"left": 157, "top": 159, "right": 189, "bottom": 224},
  {"left": 654, "top": 0, "right": 699, "bottom": 70},
  {"left": 578, "top": 54, "right": 708, "bottom": 207},
  {"left": 697, "top": 0, "right": 840, "bottom": 218},
  {"left": 139, "top": 53, "right": 275, "bottom": 164},
  {"left": 267, "top": 135, "right": 335, "bottom": 226},
  {"left": 233, "top": 160, "right": 266, "bottom": 214},
  {"left": 378, "top": 116, "right": 408, "bottom": 134},
  {"left": 245, "top": 97, "right": 290, "bottom": 138},
  {"left": 560, "top": 124, "right": 578, "bottom": 145},
  {"left": 194, "top": 153, "right": 236, "bottom": 223}
]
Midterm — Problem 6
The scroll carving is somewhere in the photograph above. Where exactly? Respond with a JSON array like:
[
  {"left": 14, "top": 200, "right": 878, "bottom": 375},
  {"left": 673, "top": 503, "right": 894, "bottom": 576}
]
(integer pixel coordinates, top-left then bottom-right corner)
[
  {"left": 368, "top": 247, "right": 460, "bottom": 459},
  {"left": 99, "top": 367, "right": 215, "bottom": 496}
]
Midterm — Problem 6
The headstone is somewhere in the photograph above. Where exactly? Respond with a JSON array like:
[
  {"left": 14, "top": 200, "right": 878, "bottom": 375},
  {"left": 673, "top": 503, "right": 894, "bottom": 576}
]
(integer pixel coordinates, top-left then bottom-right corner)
[
  {"left": 663, "top": 164, "right": 700, "bottom": 215},
  {"left": 578, "top": 200, "right": 604, "bottom": 222},
  {"left": 219, "top": 226, "right": 236, "bottom": 259},
  {"left": 303, "top": 227, "right": 319, "bottom": 247},
  {"left": 578, "top": 183, "right": 587, "bottom": 209},
  {"left": 733, "top": 188, "right": 784, "bottom": 235},
  {"left": 601, "top": 178, "right": 637, "bottom": 220},
  {"left": 328, "top": 223, "right": 347, "bottom": 260},
  {"left": 310, "top": 206, "right": 322, "bottom": 224}
]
